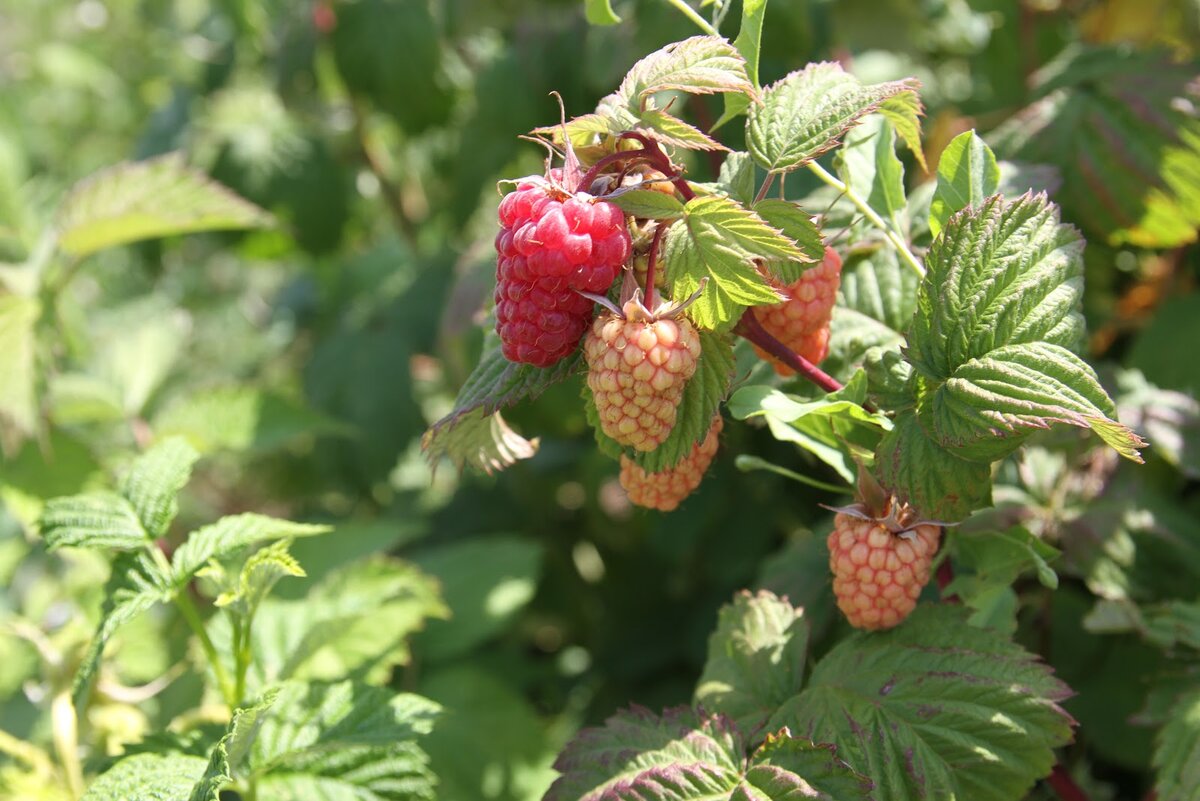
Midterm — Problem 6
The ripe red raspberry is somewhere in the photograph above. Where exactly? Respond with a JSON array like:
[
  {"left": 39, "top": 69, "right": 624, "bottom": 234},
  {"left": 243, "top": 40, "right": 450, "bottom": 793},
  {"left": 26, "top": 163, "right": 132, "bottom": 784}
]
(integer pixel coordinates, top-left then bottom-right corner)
[
  {"left": 494, "top": 174, "right": 631, "bottom": 367},
  {"left": 827, "top": 512, "right": 940, "bottom": 630},
  {"left": 620, "top": 416, "right": 722, "bottom": 511},
  {"left": 585, "top": 296, "right": 701, "bottom": 452},
  {"left": 753, "top": 246, "right": 842, "bottom": 374}
]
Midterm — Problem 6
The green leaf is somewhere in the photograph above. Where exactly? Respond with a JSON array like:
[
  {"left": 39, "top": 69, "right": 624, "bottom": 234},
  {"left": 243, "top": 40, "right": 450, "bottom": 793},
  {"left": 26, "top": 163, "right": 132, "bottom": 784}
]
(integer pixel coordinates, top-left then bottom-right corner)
[
  {"left": 695, "top": 591, "right": 810, "bottom": 736},
  {"left": 745, "top": 735, "right": 872, "bottom": 800},
  {"left": 823, "top": 246, "right": 918, "bottom": 382},
  {"left": 752, "top": 199, "right": 824, "bottom": 284},
  {"left": 617, "top": 36, "right": 755, "bottom": 108},
  {"left": 331, "top": 0, "right": 450, "bottom": 133},
  {"left": 663, "top": 195, "right": 802, "bottom": 330},
  {"left": 422, "top": 339, "right": 581, "bottom": 472},
  {"left": 747, "top": 62, "right": 920, "bottom": 174},
  {"left": 878, "top": 92, "right": 927, "bottom": 172},
  {"left": 0, "top": 294, "right": 39, "bottom": 448},
  {"left": 232, "top": 556, "right": 446, "bottom": 688},
  {"left": 412, "top": 537, "right": 541, "bottom": 662},
  {"left": 630, "top": 330, "right": 734, "bottom": 473},
  {"left": 82, "top": 753, "right": 208, "bottom": 801},
  {"left": 991, "top": 46, "right": 1200, "bottom": 248},
  {"left": 714, "top": 151, "right": 756, "bottom": 206},
  {"left": 929, "top": 130, "right": 1000, "bottom": 238},
  {"left": 73, "top": 551, "right": 173, "bottom": 710},
  {"left": 419, "top": 665, "right": 558, "bottom": 801},
  {"left": 608, "top": 189, "right": 686, "bottom": 220},
  {"left": 839, "top": 115, "right": 906, "bottom": 221},
  {"left": 729, "top": 375, "right": 887, "bottom": 484},
  {"left": 1154, "top": 688, "right": 1200, "bottom": 801},
  {"left": 39, "top": 492, "right": 147, "bottom": 551},
  {"left": 546, "top": 707, "right": 744, "bottom": 801},
  {"left": 918, "top": 341, "right": 1145, "bottom": 462},
  {"left": 170, "top": 514, "right": 330, "bottom": 587},
  {"left": 583, "top": 0, "right": 621, "bottom": 25},
  {"left": 56, "top": 154, "right": 271, "bottom": 258},
  {"left": 119, "top": 437, "right": 199, "bottom": 539},
  {"left": 874, "top": 410, "right": 992, "bottom": 522},
  {"left": 771, "top": 605, "right": 1075, "bottom": 801},
  {"left": 635, "top": 108, "right": 727, "bottom": 151},
  {"left": 153, "top": 385, "right": 351, "bottom": 454},
  {"left": 218, "top": 680, "right": 440, "bottom": 801},
  {"left": 214, "top": 539, "right": 304, "bottom": 615},
  {"left": 548, "top": 706, "right": 870, "bottom": 801},
  {"left": 909, "top": 193, "right": 1085, "bottom": 381},
  {"left": 714, "top": 0, "right": 767, "bottom": 130},
  {"left": 953, "top": 526, "right": 1061, "bottom": 589},
  {"left": 189, "top": 690, "right": 279, "bottom": 801}
]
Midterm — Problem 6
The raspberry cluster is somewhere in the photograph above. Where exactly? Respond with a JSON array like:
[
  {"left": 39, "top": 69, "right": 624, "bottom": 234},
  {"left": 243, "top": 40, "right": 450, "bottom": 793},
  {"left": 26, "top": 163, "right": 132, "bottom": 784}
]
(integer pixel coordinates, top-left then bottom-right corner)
[
  {"left": 584, "top": 298, "right": 701, "bottom": 452},
  {"left": 753, "top": 246, "right": 843, "bottom": 373},
  {"left": 827, "top": 512, "right": 940, "bottom": 630},
  {"left": 620, "top": 416, "right": 722, "bottom": 511},
  {"left": 494, "top": 177, "right": 631, "bottom": 367}
]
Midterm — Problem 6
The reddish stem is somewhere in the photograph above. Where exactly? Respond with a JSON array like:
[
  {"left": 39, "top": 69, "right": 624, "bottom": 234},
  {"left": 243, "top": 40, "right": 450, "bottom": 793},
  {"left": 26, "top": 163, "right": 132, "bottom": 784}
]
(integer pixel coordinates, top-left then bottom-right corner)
[
  {"left": 1047, "top": 764, "right": 1091, "bottom": 801},
  {"left": 619, "top": 132, "right": 697, "bottom": 201},
  {"left": 733, "top": 309, "right": 844, "bottom": 394},
  {"left": 645, "top": 224, "right": 666, "bottom": 307},
  {"left": 578, "top": 148, "right": 652, "bottom": 194}
]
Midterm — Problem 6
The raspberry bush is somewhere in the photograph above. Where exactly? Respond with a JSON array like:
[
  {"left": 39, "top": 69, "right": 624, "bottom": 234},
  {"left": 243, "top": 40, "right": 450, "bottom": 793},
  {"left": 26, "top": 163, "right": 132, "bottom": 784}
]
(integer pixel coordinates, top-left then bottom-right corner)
[{"left": 2, "top": 2, "right": 1198, "bottom": 801}]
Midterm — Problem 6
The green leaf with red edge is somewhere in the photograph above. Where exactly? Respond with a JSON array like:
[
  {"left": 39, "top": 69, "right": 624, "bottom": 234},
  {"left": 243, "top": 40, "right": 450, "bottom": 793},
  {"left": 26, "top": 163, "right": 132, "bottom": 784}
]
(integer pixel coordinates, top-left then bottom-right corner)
[
  {"left": 1154, "top": 687, "right": 1200, "bottom": 801},
  {"left": 990, "top": 46, "right": 1200, "bottom": 249},
  {"left": 546, "top": 704, "right": 870, "bottom": 801},
  {"left": 422, "top": 338, "right": 581, "bottom": 472},
  {"left": 634, "top": 109, "right": 727, "bottom": 151},
  {"left": 770, "top": 604, "right": 1076, "bottom": 801},
  {"left": 747, "top": 63, "right": 920, "bottom": 175},
  {"left": 907, "top": 192, "right": 1144, "bottom": 465},
  {"left": 662, "top": 195, "right": 801, "bottom": 330},
  {"left": 879, "top": 92, "right": 927, "bottom": 172},
  {"left": 616, "top": 36, "right": 755, "bottom": 109},
  {"left": 713, "top": 0, "right": 767, "bottom": 130},
  {"left": 752, "top": 199, "right": 824, "bottom": 284}
]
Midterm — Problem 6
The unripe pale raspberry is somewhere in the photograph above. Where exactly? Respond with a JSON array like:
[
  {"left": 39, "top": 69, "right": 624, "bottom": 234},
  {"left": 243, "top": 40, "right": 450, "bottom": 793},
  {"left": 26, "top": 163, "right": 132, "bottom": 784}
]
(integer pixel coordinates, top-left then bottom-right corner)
[
  {"left": 753, "top": 246, "right": 842, "bottom": 374},
  {"left": 494, "top": 174, "right": 632, "bottom": 367},
  {"left": 585, "top": 299, "right": 701, "bottom": 452},
  {"left": 827, "top": 512, "right": 940, "bottom": 630},
  {"left": 620, "top": 417, "right": 723, "bottom": 511}
]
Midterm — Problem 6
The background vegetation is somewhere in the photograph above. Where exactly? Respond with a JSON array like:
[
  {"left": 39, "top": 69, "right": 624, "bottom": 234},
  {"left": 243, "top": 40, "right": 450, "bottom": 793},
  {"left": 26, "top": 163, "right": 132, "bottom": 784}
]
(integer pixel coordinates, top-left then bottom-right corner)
[{"left": 1, "top": 1, "right": 1197, "bottom": 799}]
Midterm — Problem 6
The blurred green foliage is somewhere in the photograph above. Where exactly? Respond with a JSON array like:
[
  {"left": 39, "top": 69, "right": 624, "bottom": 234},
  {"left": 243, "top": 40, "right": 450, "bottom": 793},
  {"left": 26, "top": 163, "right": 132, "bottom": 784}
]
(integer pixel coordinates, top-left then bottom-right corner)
[{"left": 0, "top": 0, "right": 1198, "bottom": 799}]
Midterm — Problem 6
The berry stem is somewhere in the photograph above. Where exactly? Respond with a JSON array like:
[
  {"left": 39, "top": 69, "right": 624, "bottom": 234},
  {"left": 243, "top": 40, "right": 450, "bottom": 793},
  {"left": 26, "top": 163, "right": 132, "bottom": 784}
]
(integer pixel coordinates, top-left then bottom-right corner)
[
  {"left": 578, "top": 148, "right": 652, "bottom": 194},
  {"left": 644, "top": 223, "right": 666, "bottom": 306},
  {"left": 665, "top": 0, "right": 720, "bottom": 35},
  {"left": 754, "top": 172, "right": 775, "bottom": 204},
  {"left": 1047, "top": 764, "right": 1092, "bottom": 801},
  {"left": 619, "top": 132, "right": 697, "bottom": 201},
  {"left": 733, "top": 309, "right": 844, "bottom": 394},
  {"left": 805, "top": 161, "right": 925, "bottom": 279}
]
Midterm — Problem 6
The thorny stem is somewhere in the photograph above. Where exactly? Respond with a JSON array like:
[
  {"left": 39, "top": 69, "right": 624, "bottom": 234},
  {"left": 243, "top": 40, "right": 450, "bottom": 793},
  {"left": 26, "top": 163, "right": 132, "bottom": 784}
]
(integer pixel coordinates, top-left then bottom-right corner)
[
  {"left": 665, "top": 0, "right": 719, "bottom": 35},
  {"left": 578, "top": 148, "right": 653, "bottom": 193},
  {"left": 805, "top": 161, "right": 925, "bottom": 279},
  {"left": 733, "top": 309, "right": 844, "bottom": 394},
  {"left": 619, "top": 133, "right": 697, "bottom": 201},
  {"left": 1047, "top": 764, "right": 1092, "bottom": 801}
]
